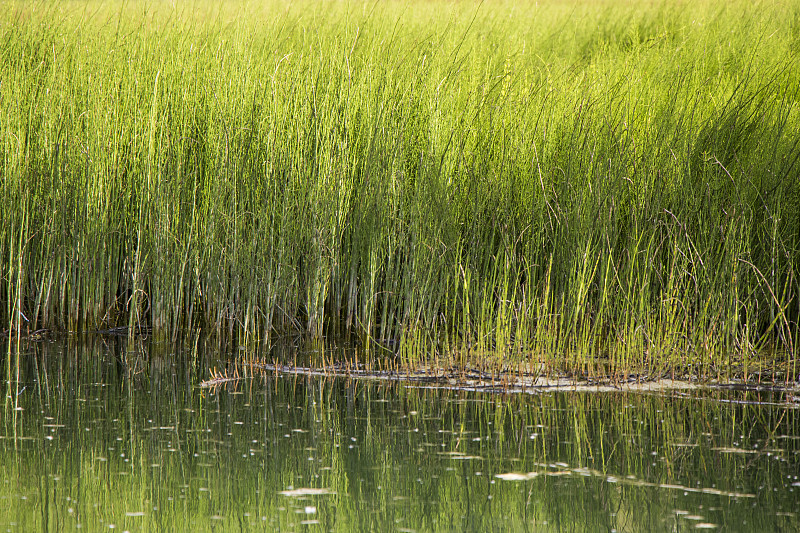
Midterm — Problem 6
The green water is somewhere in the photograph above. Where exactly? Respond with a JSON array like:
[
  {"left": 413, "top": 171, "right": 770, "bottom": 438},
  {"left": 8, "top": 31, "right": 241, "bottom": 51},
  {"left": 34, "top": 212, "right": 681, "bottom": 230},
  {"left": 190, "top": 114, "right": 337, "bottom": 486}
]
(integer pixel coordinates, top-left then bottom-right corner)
[{"left": 1, "top": 338, "right": 798, "bottom": 532}]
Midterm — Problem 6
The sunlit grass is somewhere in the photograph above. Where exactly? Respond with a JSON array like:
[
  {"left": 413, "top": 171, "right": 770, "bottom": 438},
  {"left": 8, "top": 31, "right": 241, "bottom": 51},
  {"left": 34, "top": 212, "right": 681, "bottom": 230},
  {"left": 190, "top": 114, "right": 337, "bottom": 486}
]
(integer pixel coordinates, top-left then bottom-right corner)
[{"left": 1, "top": 0, "right": 798, "bottom": 378}]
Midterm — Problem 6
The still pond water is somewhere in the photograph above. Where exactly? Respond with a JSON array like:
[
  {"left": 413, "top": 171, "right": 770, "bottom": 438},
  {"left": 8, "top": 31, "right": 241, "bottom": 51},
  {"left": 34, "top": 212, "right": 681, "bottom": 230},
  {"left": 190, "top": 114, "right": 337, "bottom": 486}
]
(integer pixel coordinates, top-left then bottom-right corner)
[{"left": 1, "top": 337, "right": 799, "bottom": 532}]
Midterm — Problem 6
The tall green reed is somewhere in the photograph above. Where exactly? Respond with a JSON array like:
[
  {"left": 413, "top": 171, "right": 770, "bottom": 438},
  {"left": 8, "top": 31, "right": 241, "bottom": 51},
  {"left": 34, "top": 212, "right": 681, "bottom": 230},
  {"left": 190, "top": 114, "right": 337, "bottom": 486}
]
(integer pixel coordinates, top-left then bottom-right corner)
[{"left": 1, "top": 0, "right": 798, "bottom": 378}]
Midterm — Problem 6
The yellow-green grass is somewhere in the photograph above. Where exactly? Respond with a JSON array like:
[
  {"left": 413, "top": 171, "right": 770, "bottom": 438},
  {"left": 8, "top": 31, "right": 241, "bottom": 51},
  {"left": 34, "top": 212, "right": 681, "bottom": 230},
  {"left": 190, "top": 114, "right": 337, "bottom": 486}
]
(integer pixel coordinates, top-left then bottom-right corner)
[{"left": 1, "top": 0, "right": 799, "bottom": 379}]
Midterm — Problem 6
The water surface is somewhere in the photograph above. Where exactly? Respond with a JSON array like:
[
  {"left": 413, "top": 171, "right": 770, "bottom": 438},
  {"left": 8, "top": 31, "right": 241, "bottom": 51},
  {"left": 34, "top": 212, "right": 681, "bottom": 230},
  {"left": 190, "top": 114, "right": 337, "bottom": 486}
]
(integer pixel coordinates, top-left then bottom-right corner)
[{"left": 1, "top": 338, "right": 798, "bottom": 531}]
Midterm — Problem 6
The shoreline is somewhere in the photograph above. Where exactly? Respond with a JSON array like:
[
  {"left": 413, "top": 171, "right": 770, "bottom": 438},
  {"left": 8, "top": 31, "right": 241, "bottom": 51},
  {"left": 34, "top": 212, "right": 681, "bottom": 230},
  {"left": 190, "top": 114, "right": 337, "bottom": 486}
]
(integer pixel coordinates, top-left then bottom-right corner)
[{"left": 200, "top": 361, "right": 800, "bottom": 397}]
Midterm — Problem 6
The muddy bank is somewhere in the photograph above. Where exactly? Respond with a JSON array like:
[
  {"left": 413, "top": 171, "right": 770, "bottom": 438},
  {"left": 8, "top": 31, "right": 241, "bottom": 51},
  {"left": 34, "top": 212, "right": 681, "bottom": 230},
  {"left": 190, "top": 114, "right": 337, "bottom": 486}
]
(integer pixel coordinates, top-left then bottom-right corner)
[{"left": 200, "top": 362, "right": 800, "bottom": 399}]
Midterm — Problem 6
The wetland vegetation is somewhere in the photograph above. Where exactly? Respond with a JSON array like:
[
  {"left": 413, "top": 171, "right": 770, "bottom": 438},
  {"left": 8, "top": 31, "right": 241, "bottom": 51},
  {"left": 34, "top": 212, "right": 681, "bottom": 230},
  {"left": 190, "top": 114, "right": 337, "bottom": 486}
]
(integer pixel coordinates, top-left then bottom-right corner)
[
  {"left": 3, "top": 3, "right": 800, "bottom": 528},
  {"left": 1, "top": 0, "right": 800, "bottom": 380}
]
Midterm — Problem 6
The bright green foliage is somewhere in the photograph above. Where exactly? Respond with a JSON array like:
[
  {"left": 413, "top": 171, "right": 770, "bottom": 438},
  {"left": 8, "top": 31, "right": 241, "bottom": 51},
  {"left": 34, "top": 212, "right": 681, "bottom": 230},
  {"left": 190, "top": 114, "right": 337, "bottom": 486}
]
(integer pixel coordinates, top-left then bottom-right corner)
[{"left": 1, "top": 0, "right": 799, "bottom": 376}]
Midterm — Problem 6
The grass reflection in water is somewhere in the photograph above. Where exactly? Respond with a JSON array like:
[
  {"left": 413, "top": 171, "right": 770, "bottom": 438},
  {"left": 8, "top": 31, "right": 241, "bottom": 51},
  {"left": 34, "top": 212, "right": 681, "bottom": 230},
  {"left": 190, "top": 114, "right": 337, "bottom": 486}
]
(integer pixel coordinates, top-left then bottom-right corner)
[{"left": 1, "top": 338, "right": 799, "bottom": 531}]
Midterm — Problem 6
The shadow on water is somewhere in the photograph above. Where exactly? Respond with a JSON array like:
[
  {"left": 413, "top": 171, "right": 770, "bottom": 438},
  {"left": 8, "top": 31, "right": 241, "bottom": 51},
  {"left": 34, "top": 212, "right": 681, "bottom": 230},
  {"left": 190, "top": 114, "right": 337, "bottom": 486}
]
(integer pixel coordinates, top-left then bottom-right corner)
[{"left": 1, "top": 337, "right": 799, "bottom": 531}]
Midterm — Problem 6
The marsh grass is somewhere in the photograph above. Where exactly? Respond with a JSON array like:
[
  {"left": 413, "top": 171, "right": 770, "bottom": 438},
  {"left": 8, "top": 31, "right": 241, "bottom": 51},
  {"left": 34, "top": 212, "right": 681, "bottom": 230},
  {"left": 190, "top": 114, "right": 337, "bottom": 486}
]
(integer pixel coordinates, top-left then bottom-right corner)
[{"left": 1, "top": 0, "right": 799, "bottom": 379}]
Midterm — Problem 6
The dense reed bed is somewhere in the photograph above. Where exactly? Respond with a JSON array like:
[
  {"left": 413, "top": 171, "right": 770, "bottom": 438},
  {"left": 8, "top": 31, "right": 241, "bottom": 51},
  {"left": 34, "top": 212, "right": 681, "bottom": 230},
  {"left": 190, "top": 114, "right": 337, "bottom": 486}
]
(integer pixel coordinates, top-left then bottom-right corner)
[{"left": 1, "top": 0, "right": 799, "bottom": 377}]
